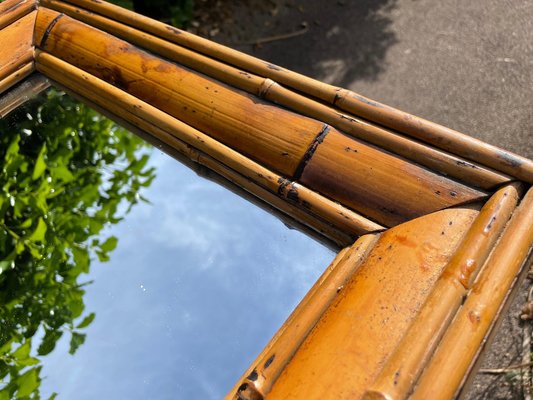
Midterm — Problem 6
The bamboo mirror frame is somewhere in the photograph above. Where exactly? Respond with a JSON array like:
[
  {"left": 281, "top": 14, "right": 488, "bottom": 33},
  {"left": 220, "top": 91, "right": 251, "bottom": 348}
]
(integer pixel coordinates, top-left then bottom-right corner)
[{"left": 1, "top": 0, "right": 533, "bottom": 399}]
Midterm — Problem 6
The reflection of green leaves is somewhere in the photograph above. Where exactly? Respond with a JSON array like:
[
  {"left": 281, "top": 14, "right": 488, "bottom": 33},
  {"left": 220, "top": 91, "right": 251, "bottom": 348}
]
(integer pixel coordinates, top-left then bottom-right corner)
[
  {"left": 100, "top": 236, "right": 118, "bottom": 253},
  {"left": 16, "top": 368, "right": 40, "bottom": 397},
  {"left": 76, "top": 312, "right": 95, "bottom": 329},
  {"left": 28, "top": 217, "right": 47, "bottom": 242},
  {"left": 32, "top": 145, "right": 47, "bottom": 180},
  {"left": 0, "top": 89, "right": 156, "bottom": 398},
  {"left": 69, "top": 332, "right": 86, "bottom": 355}
]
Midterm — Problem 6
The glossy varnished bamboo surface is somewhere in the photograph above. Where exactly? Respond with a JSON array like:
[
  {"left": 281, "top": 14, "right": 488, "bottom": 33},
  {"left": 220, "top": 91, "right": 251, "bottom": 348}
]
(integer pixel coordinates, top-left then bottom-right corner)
[
  {"left": 34, "top": 8, "right": 489, "bottom": 228},
  {"left": 37, "top": 0, "right": 512, "bottom": 191},
  {"left": 0, "top": 9, "right": 35, "bottom": 81},
  {"left": 0, "top": 0, "right": 36, "bottom": 30},
  {"left": 364, "top": 183, "right": 521, "bottom": 400},
  {"left": 265, "top": 207, "right": 478, "bottom": 399},
  {"left": 412, "top": 187, "right": 533, "bottom": 400},
  {"left": 47, "top": 0, "right": 533, "bottom": 183}
]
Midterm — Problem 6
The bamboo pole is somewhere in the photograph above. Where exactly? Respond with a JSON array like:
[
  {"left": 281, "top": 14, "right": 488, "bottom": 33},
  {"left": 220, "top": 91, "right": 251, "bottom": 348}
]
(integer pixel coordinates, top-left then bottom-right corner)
[
  {"left": 363, "top": 183, "right": 521, "bottom": 400},
  {"left": 0, "top": 72, "right": 49, "bottom": 117},
  {"left": 34, "top": 9, "right": 489, "bottom": 227},
  {"left": 299, "top": 128, "right": 487, "bottom": 227},
  {"left": 0, "top": 62, "right": 33, "bottom": 97},
  {"left": 35, "top": 50, "right": 384, "bottom": 241},
  {"left": 34, "top": 8, "right": 322, "bottom": 179},
  {"left": 412, "top": 186, "right": 533, "bottom": 400},
  {"left": 57, "top": 0, "right": 533, "bottom": 183},
  {"left": 39, "top": 0, "right": 512, "bottom": 191},
  {"left": 266, "top": 207, "right": 479, "bottom": 400},
  {"left": 0, "top": 0, "right": 36, "bottom": 30},
  {"left": 228, "top": 235, "right": 379, "bottom": 400},
  {"left": 0, "top": 10, "right": 35, "bottom": 81}
]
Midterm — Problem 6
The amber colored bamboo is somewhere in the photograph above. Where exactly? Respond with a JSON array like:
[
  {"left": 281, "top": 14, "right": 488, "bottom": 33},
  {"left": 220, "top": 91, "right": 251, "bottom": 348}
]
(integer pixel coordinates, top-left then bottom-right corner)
[
  {"left": 299, "top": 128, "right": 487, "bottom": 226},
  {"left": 266, "top": 207, "right": 478, "bottom": 400},
  {"left": 0, "top": 0, "right": 36, "bottom": 30},
  {"left": 40, "top": 0, "right": 511, "bottom": 191},
  {"left": 58, "top": 0, "right": 533, "bottom": 183},
  {"left": 34, "top": 8, "right": 322, "bottom": 179},
  {"left": 0, "top": 62, "right": 33, "bottom": 97},
  {"left": 0, "top": 72, "right": 49, "bottom": 117},
  {"left": 228, "top": 235, "right": 379, "bottom": 400},
  {"left": 35, "top": 50, "right": 383, "bottom": 240},
  {"left": 363, "top": 183, "right": 521, "bottom": 400},
  {"left": 412, "top": 186, "right": 533, "bottom": 400},
  {"left": 0, "top": 10, "right": 35, "bottom": 80},
  {"left": 34, "top": 9, "right": 489, "bottom": 227}
]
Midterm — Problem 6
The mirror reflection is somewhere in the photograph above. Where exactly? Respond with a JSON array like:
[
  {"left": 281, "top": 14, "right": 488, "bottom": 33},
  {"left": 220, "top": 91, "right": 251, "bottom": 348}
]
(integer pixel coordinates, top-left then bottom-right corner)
[{"left": 0, "top": 84, "right": 335, "bottom": 399}]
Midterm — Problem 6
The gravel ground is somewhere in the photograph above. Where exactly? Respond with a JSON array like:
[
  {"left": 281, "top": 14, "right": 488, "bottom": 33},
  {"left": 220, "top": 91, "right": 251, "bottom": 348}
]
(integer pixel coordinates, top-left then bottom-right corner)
[{"left": 188, "top": 0, "right": 533, "bottom": 397}]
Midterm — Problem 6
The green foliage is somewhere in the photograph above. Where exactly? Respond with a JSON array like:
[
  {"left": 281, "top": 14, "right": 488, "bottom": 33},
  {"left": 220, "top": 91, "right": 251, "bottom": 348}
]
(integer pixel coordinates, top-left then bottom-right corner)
[
  {"left": 0, "top": 89, "right": 155, "bottom": 399},
  {"left": 108, "top": 0, "right": 194, "bottom": 27}
]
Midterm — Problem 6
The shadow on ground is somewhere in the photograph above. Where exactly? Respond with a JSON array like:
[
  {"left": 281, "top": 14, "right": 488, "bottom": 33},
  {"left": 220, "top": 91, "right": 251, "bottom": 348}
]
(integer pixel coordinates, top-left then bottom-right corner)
[{"left": 217, "top": 0, "right": 398, "bottom": 85}]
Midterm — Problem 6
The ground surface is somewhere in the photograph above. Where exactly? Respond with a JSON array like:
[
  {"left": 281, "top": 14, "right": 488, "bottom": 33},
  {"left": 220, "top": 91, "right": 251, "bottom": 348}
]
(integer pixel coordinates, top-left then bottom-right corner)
[{"left": 188, "top": 0, "right": 533, "bottom": 398}]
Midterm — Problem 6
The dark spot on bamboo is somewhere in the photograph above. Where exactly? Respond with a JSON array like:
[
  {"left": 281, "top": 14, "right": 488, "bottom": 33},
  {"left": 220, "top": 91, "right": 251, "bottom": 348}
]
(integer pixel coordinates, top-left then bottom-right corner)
[
  {"left": 344, "top": 147, "right": 358, "bottom": 153},
  {"left": 435, "top": 190, "right": 441, "bottom": 196},
  {"left": 287, "top": 185, "right": 299, "bottom": 202},
  {"left": 264, "top": 354, "right": 275, "bottom": 369},
  {"left": 266, "top": 63, "right": 282, "bottom": 71},
  {"left": 455, "top": 160, "right": 475, "bottom": 168},
  {"left": 293, "top": 124, "right": 330, "bottom": 180},
  {"left": 333, "top": 91, "right": 343, "bottom": 105},
  {"left": 339, "top": 113, "right": 357, "bottom": 123},
  {"left": 40, "top": 13, "right": 65, "bottom": 48},
  {"left": 387, "top": 244, "right": 392, "bottom": 250},
  {"left": 277, "top": 178, "right": 290, "bottom": 196},
  {"left": 336, "top": 285, "right": 344, "bottom": 293},
  {"left": 394, "top": 370, "right": 401, "bottom": 386},
  {"left": 247, "top": 369, "right": 258, "bottom": 381},
  {"left": 486, "top": 216, "right": 497, "bottom": 231},
  {"left": 281, "top": 151, "right": 289, "bottom": 157},
  {"left": 165, "top": 25, "right": 182, "bottom": 35},
  {"left": 449, "top": 221, "right": 453, "bottom": 225},
  {"left": 441, "top": 231, "right": 445, "bottom": 235},
  {"left": 449, "top": 191, "right": 457, "bottom": 197}
]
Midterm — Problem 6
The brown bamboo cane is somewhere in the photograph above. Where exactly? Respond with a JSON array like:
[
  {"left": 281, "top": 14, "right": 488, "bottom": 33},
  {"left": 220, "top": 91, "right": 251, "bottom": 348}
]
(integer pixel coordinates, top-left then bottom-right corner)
[
  {"left": 0, "top": 0, "right": 36, "bottom": 30},
  {"left": 266, "top": 207, "right": 479, "bottom": 400},
  {"left": 0, "top": 10, "right": 35, "bottom": 80},
  {"left": 0, "top": 72, "right": 50, "bottom": 117},
  {"left": 57, "top": 0, "right": 533, "bottom": 183},
  {"left": 363, "top": 182, "right": 521, "bottom": 400},
  {"left": 40, "top": 0, "right": 512, "bottom": 191},
  {"left": 0, "top": 62, "right": 33, "bottom": 97},
  {"left": 411, "top": 186, "right": 533, "bottom": 400},
  {"left": 34, "top": 9, "right": 488, "bottom": 228},
  {"left": 34, "top": 8, "right": 324, "bottom": 180},
  {"left": 35, "top": 50, "right": 384, "bottom": 240},
  {"left": 228, "top": 235, "right": 379, "bottom": 400}
]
